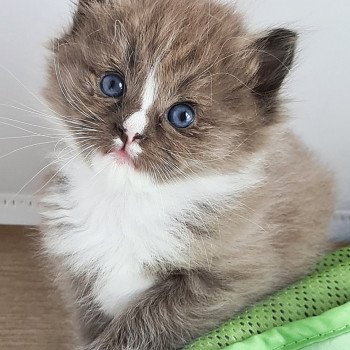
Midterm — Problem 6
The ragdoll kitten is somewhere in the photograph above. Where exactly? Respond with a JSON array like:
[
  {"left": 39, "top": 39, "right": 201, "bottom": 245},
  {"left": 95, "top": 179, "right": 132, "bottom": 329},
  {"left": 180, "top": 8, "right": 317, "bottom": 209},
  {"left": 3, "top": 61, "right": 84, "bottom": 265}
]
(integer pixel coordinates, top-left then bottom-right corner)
[{"left": 40, "top": 0, "right": 334, "bottom": 349}]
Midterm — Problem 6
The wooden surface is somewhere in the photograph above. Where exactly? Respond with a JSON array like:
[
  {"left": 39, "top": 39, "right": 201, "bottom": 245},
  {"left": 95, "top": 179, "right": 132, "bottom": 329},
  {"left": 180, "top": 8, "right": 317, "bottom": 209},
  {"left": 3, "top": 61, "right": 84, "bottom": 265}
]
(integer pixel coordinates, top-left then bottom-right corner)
[{"left": 0, "top": 225, "right": 73, "bottom": 349}]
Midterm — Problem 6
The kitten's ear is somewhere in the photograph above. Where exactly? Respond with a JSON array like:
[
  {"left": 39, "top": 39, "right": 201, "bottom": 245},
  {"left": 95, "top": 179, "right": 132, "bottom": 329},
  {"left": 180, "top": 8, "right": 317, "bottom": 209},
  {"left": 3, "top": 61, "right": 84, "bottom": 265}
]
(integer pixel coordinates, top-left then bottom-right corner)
[{"left": 250, "top": 28, "right": 297, "bottom": 106}]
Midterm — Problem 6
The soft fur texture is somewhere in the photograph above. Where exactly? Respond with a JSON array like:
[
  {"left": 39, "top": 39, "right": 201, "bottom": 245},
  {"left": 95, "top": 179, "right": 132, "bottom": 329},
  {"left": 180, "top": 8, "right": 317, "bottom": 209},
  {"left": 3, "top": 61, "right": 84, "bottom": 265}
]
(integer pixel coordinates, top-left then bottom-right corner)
[{"left": 40, "top": 0, "right": 335, "bottom": 349}]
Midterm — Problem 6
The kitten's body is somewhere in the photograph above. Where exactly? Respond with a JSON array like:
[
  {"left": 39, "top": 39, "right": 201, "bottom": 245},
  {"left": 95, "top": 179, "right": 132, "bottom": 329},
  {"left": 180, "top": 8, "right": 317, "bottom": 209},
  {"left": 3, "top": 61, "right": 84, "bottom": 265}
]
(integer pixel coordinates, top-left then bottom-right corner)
[{"left": 40, "top": 0, "right": 334, "bottom": 349}]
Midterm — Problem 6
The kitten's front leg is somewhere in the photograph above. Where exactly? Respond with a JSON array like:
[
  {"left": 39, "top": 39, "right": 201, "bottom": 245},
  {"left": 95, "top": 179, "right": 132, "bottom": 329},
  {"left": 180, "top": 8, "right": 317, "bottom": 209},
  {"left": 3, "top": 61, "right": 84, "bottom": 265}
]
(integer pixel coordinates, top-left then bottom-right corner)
[{"left": 83, "top": 271, "right": 232, "bottom": 350}]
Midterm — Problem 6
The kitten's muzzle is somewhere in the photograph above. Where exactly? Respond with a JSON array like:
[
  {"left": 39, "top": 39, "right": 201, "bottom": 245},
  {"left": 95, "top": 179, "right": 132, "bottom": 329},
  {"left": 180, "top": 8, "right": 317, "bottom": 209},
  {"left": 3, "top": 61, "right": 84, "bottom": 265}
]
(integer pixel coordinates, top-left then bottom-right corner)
[{"left": 115, "top": 124, "right": 145, "bottom": 147}]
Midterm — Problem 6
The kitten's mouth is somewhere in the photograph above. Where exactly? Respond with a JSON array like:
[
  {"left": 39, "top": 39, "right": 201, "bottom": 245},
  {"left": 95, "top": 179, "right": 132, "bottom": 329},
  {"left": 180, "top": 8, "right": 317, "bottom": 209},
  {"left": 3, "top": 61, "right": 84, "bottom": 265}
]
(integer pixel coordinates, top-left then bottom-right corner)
[
  {"left": 109, "top": 149, "right": 135, "bottom": 167},
  {"left": 107, "top": 131, "right": 143, "bottom": 169}
]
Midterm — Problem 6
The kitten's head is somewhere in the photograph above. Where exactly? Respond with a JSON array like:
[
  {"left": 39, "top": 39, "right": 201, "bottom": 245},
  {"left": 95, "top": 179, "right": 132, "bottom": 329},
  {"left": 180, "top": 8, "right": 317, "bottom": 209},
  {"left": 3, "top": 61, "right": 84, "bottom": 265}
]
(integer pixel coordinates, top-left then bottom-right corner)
[{"left": 45, "top": 0, "right": 296, "bottom": 182}]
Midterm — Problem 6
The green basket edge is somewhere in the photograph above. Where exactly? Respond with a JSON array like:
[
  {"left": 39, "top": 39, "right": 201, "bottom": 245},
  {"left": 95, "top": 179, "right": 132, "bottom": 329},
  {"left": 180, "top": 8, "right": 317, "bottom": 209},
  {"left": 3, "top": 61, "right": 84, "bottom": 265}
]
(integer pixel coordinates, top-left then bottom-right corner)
[{"left": 186, "top": 247, "right": 350, "bottom": 350}]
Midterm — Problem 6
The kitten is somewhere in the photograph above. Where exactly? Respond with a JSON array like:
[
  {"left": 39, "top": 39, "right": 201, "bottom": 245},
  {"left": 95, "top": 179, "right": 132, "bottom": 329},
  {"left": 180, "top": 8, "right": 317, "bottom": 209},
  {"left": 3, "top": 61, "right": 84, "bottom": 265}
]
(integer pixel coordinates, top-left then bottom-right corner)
[{"left": 40, "top": 0, "right": 334, "bottom": 349}]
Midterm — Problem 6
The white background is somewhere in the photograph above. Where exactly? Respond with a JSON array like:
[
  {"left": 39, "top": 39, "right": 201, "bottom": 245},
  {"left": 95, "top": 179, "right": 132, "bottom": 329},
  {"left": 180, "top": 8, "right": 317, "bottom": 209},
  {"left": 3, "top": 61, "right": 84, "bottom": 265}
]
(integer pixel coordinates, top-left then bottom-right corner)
[{"left": 0, "top": 0, "right": 349, "bottom": 209}]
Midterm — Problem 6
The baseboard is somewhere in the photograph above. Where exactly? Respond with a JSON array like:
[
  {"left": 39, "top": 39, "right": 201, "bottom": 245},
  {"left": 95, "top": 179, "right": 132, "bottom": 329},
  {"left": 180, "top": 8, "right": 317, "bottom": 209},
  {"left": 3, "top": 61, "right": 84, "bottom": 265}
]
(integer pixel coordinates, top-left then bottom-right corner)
[
  {"left": 0, "top": 192, "right": 349, "bottom": 239},
  {"left": 0, "top": 193, "right": 40, "bottom": 226}
]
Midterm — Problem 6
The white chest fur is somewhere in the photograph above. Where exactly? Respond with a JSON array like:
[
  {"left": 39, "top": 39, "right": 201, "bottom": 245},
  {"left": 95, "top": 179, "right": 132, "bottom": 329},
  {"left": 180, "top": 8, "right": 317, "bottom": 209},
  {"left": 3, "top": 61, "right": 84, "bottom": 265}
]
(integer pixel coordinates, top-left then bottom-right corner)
[{"left": 41, "top": 153, "right": 262, "bottom": 316}]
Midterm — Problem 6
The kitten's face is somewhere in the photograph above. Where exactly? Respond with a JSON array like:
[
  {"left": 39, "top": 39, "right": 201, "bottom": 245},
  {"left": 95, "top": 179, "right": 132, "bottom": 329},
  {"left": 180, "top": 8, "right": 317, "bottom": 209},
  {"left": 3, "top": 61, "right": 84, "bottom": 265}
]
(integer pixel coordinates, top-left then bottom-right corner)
[{"left": 45, "top": 0, "right": 296, "bottom": 181}]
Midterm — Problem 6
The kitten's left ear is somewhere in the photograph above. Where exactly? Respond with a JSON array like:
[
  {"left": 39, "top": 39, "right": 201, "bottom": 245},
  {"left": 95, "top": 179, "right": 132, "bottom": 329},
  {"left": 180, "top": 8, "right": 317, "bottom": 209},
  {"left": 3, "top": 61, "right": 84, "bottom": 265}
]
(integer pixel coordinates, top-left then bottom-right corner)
[{"left": 250, "top": 29, "right": 297, "bottom": 108}]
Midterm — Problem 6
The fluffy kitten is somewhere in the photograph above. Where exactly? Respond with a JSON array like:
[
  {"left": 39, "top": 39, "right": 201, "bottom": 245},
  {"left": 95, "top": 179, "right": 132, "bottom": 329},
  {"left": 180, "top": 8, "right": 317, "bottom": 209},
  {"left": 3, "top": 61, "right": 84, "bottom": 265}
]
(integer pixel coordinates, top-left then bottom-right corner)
[{"left": 40, "top": 0, "right": 334, "bottom": 349}]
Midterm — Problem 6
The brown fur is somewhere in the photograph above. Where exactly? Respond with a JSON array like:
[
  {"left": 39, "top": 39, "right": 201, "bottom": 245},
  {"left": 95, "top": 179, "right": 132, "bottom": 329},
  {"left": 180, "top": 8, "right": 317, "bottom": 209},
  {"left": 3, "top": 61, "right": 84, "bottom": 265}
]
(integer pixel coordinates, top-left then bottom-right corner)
[
  {"left": 41, "top": 0, "right": 334, "bottom": 349},
  {"left": 44, "top": 0, "right": 297, "bottom": 179}
]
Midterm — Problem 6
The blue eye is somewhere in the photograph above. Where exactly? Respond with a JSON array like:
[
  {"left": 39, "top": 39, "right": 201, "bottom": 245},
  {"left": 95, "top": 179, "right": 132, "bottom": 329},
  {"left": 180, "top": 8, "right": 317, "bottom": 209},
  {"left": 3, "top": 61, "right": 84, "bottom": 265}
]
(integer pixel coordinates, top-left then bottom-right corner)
[
  {"left": 100, "top": 73, "right": 125, "bottom": 98},
  {"left": 167, "top": 104, "right": 195, "bottom": 129}
]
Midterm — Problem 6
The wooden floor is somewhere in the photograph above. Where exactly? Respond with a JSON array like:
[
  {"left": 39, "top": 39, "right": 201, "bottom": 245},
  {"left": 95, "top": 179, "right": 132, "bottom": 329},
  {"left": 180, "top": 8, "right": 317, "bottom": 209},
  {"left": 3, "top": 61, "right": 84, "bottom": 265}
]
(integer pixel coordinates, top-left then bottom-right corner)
[{"left": 0, "top": 226, "right": 73, "bottom": 349}]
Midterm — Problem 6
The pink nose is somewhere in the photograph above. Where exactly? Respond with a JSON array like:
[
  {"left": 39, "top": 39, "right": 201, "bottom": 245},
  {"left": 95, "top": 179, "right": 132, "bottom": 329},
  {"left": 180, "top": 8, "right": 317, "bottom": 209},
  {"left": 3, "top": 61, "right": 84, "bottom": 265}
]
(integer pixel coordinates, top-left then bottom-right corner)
[
  {"left": 115, "top": 125, "right": 144, "bottom": 145},
  {"left": 125, "top": 130, "right": 144, "bottom": 143}
]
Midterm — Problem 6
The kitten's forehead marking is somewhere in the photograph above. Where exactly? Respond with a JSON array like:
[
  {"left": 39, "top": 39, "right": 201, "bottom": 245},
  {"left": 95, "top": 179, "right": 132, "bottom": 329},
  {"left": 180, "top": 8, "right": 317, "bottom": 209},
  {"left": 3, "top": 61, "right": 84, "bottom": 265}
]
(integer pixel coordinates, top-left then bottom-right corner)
[{"left": 123, "top": 64, "right": 158, "bottom": 136}]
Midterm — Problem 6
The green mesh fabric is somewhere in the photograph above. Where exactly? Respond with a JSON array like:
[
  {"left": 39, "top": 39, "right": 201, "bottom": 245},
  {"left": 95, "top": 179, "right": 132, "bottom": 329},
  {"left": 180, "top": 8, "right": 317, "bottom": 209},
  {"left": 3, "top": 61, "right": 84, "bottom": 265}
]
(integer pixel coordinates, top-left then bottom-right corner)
[{"left": 186, "top": 247, "right": 350, "bottom": 350}]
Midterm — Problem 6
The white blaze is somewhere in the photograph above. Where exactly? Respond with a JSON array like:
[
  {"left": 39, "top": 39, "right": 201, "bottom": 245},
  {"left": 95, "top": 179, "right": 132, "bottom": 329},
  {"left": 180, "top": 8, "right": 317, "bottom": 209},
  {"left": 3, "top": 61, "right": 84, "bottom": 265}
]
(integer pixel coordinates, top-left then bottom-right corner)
[{"left": 124, "top": 65, "right": 157, "bottom": 136}]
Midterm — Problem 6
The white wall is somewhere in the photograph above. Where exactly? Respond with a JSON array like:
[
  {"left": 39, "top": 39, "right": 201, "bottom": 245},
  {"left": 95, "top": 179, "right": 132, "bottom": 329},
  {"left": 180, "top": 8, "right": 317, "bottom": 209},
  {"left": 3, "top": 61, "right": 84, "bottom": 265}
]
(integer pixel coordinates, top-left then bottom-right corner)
[
  {"left": 0, "top": 0, "right": 349, "bottom": 209},
  {"left": 0, "top": 0, "right": 72, "bottom": 195}
]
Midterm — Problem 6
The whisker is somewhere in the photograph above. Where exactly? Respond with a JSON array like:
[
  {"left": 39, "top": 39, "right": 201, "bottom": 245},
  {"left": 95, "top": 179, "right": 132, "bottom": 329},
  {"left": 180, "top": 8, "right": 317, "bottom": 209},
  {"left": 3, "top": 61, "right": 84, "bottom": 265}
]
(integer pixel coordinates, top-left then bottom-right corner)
[
  {"left": 63, "top": 64, "right": 106, "bottom": 125},
  {"left": 0, "top": 103, "right": 62, "bottom": 126},
  {"left": 33, "top": 143, "right": 96, "bottom": 195},
  {"left": 4, "top": 98, "right": 103, "bottom": 130},
  {"left": 0, "top": 116, "right": 65, "bottom": 132},
  {"left": 0, "top": 139, "right": 62, "bottom": 160},
  {"left": 0, "top": 114, "right": 103, "bottom": 137},
  {"left": 0, "top": 63, "right": 56, "bottom": 113},
  {"left": 1, "top": 102, "right": 83, "bottom": 131},
  {"left": 53, "top": 46, "right": 99, "bottom": 123},
  {"left": 0, "top": 134, "right": 64, "bottom": 140},
  {"left": 13, "top": 158, "right": 62, "bottom": 199},
  {"left": 0, "top": 120, "right": 60, "bottom": 138}
]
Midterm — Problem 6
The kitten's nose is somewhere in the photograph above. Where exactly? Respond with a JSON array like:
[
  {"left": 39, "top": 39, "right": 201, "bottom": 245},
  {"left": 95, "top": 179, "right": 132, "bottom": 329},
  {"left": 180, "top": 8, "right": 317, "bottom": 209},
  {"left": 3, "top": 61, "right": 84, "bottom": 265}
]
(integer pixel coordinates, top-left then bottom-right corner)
[
  {"left": 115, "top": 124, "right": 144, "bottom": 144},
  {"left": 127, "top": 131, "right": 144, "bottom": 143}
]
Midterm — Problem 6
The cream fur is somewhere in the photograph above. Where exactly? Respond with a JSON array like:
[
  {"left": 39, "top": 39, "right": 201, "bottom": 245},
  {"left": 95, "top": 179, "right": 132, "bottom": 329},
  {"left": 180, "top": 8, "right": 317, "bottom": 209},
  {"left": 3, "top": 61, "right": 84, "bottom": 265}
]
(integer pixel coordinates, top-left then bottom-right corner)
[{"left": 41, "top": 149, "right": 264, "bottom": 316}]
